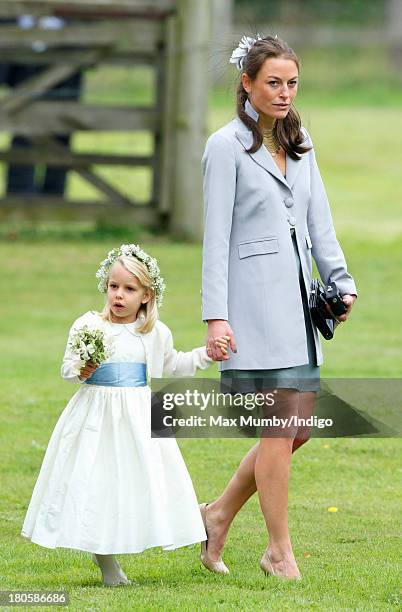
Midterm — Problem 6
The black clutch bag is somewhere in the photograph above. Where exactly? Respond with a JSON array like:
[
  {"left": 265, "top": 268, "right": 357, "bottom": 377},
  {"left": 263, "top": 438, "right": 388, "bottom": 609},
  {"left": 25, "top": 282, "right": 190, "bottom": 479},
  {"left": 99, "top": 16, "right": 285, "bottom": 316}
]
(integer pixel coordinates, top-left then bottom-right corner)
[{"left": 309, "top": 279, "right": 346, "bottom": 340}]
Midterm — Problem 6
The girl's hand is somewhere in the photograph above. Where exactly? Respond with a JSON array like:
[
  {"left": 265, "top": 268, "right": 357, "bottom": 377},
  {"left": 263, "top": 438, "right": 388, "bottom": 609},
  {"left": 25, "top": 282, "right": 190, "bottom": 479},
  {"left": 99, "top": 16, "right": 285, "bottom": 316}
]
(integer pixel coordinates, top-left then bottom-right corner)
[
  {"left": 214, "top": 335, "right": 230, "bottom": 356},
  {"left": 79, "top": 361, "right": 99, "bottom": 381},
  {"left": 206, "top": 321, "right": 237, "bottom": 361}
]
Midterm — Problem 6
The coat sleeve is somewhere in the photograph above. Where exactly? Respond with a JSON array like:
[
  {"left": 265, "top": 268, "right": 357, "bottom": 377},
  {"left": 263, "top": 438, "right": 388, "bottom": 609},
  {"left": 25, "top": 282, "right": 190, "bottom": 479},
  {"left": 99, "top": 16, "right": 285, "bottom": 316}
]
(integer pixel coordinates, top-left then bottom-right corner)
[
  {"left": 162, "top": 327, "right": 213, "bottom": 377},
  {"left": 201, "top": 132, "right": 237, "bottom": 321},
  {"left": 60, "top": 315, "right": 88, "bottom": 384},
  {"left": 306, "top": 131, "right": 358, "bottom": 297}
]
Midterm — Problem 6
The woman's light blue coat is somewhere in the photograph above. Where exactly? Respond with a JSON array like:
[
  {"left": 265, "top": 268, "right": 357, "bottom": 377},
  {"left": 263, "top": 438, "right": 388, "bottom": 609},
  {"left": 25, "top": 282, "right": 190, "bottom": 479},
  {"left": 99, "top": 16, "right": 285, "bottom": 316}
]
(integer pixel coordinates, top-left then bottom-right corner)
[{"left": 201, "top": 100, "right": 357, "bottom": 370}]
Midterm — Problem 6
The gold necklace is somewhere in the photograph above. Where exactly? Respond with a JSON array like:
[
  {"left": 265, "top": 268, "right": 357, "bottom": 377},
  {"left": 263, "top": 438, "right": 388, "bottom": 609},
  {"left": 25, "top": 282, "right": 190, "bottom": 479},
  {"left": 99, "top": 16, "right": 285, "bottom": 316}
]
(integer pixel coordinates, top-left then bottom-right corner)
[{"left": 262, "top": 131, "right": 280, "bottom": 157}]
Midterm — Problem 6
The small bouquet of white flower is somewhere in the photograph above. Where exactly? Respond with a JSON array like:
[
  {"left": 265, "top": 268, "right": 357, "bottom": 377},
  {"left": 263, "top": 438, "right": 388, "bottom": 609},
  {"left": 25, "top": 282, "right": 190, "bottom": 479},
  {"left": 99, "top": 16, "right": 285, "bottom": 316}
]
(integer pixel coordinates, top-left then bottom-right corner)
[{"left": 68, "top": 325, "right": 114, "bottom": 375}]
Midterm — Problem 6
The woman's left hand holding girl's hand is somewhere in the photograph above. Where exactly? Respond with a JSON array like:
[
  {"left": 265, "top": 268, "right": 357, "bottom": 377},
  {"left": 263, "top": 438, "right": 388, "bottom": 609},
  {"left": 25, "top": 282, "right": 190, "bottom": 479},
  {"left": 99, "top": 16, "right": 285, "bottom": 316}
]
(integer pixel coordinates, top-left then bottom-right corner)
[{"left": 213, "top": 335, "right": 231, "bottom": 356}]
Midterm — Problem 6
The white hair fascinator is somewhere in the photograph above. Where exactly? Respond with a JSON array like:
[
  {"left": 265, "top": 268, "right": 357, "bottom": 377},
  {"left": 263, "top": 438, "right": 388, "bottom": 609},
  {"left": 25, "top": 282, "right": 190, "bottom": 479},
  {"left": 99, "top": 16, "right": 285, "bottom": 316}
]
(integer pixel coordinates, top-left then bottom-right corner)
[
  {"left": 229, "top": 34, "right": 281, "bottom": 71},
  {"left": 229, "top": 34, "right": 262, "bottom": 71}
]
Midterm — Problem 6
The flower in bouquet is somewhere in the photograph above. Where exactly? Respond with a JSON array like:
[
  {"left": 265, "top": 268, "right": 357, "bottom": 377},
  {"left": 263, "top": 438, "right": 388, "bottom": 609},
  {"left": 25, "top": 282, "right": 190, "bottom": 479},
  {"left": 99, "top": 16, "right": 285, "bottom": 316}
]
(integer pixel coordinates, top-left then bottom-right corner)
[{"left": 68, "top": 325, "right": 114, "bottom": 375}]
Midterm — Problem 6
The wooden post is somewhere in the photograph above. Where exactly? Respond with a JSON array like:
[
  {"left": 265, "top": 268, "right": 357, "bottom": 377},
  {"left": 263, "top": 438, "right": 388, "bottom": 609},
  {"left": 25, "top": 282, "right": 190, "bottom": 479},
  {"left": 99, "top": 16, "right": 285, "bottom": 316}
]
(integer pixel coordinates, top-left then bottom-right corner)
[
  {"left": 158, "top": 13, "right": 177, "bottom": 221},
  {"left": 170, "top": 0, "right": 211, "bottom": 241},
  {"left": 387, "top": 0, "right": 402, "bottom": 71},
  {"left": 210, "top": 0, "right": 233, "bottom": 84}
]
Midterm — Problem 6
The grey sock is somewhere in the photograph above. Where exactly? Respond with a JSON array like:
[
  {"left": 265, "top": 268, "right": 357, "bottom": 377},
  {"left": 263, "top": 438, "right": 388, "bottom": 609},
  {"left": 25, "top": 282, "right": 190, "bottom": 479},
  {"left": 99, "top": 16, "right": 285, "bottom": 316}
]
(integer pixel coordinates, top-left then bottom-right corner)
[{"left": 92, "top": 554, "right": 131, "bottom": 586}]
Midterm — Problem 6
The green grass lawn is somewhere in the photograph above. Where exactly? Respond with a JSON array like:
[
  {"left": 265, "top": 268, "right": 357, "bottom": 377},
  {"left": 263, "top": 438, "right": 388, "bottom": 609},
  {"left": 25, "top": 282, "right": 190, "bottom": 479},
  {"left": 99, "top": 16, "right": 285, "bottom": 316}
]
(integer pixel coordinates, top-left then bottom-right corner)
[
  {"left": 0, "top": 62, "right": 401, "bottom": 609},
  {"left": 0, "top": 236, "right": 401, "bottom": 610}
]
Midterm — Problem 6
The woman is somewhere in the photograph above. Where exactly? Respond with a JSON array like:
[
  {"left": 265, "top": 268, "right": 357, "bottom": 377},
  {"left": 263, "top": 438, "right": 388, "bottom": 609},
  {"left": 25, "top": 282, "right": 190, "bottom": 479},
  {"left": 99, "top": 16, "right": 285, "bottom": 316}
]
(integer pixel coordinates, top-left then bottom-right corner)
[{"left": 200, "top": 34, "right": 357, "bottom": 579}]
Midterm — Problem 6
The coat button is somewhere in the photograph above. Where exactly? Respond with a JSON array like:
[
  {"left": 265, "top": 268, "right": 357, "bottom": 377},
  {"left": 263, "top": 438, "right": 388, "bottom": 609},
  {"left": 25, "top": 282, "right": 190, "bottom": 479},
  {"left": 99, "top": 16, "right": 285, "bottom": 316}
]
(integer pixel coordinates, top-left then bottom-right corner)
[
  {"left": 284, "top": 197, "right": 294, "bottom": 208},
  {"left": 287, "top": 216, "right": 296, "bottom": 226}
]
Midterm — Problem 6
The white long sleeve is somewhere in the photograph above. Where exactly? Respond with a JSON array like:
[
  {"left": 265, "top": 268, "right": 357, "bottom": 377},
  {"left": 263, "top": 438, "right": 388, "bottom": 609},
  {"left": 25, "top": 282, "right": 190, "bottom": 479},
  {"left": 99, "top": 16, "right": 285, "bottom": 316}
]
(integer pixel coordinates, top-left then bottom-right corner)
[
  {"left": 162, "top": 329, "right": 213, "bottom": 377},
  {"left": 60, "top": 317, "right": 88, "bottom": 384}
]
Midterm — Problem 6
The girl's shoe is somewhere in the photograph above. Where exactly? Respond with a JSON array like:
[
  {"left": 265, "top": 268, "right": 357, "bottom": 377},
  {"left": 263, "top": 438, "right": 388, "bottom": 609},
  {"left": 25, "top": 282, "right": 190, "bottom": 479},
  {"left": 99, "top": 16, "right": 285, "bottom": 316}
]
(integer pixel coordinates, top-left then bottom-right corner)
[
  {"left": 92, "top": 553, "right": 132, "bottom": 586},
  {"left": 104, "top": 576, "right": 132, "bottom": 587},
  {"left": 260, "top": 550, "right": 301, "bottom": 580},
  {"left": 199, "top": 503, "right": 230, "bottom": 575}
]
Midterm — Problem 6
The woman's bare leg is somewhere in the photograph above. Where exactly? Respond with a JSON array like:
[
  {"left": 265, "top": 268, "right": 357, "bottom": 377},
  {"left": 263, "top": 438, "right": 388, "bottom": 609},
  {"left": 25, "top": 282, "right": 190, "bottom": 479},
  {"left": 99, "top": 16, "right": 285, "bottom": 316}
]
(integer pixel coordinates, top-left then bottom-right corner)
[
  {"left": 255, "top": 388, "right": 301, "bottom": 576},
  {"left": 256, "top": 435, "right": 299, "bottom": 577},
  {"left": 292, "top": 391, "right": 316, "bottom": 451},
  {"left": 203, "top": 442, "right": 259, "bottom": 561},
  {"left": 204, "top": 391, "right": 316, "bottom": 563}
]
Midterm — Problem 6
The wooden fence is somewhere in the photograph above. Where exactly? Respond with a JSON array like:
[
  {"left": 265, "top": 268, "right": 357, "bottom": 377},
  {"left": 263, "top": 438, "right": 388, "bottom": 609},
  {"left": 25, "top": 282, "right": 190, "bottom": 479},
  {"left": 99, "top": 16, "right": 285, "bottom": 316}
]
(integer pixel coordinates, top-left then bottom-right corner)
[{"left": 0, "top": 0, "right": 211, "bottom": 239}]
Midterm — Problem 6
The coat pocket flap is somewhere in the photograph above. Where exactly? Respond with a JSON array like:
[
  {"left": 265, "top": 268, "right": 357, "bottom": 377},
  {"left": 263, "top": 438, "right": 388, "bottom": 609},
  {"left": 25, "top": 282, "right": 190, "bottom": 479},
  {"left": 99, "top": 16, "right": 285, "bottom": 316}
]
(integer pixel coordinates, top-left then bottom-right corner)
[
  {"left": 306, "top": 233, "right": 312, "bottom": 249},
  {"left": 238, "top": 238, "right": 279, "bottom": 259}
]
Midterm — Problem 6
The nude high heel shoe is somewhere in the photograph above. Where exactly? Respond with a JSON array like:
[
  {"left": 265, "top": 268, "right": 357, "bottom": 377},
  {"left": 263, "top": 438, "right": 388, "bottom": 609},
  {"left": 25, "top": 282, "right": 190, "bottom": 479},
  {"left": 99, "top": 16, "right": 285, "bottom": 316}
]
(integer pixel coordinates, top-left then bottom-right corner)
[
  {"left": 260, "top": 550, "right": 301, "bottom": 580},
  {"left": 199, "top": 503, "right": 230, "bottom": 575}
]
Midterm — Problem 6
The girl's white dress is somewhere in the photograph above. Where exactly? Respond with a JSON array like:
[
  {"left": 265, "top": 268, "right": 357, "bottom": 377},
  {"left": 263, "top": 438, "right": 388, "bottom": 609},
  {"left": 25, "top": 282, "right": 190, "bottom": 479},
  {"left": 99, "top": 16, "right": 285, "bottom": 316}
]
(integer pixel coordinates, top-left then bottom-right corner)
[{"left": 21, "top": 313, "right": 208, "bottom": 554}]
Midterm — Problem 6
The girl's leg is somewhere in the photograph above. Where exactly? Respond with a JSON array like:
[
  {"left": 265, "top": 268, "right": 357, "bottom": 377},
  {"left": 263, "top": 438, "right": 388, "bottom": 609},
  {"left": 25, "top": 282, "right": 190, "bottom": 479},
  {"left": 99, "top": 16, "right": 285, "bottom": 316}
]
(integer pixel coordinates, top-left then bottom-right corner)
[
  {"left": 204, "top": 391, "right": 316, "bottom": 563},
  {"left": 92, "top": 553, "right": 131, "bottom": 586}
]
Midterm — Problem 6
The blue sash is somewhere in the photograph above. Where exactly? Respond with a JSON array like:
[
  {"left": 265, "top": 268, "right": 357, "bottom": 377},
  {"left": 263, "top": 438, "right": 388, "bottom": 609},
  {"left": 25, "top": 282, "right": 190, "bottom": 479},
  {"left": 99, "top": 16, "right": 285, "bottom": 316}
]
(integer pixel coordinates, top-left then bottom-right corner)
[{"left": 84, "top": 362, "right": 147, "bottom": 387}]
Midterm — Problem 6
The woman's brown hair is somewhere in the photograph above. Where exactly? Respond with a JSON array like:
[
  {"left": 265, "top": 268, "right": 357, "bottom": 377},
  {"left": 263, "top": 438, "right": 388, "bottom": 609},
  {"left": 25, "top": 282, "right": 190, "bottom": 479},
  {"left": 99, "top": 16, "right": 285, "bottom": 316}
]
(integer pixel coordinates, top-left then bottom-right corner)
[{"left": 236, "top": 35, "right": 311, "bottom": 159}]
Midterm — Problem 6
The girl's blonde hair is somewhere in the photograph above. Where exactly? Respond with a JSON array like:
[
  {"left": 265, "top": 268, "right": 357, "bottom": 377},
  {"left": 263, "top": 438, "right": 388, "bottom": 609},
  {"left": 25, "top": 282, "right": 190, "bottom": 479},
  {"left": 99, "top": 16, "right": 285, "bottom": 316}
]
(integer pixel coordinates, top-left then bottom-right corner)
[{"left": 101, "top": 256, "right": 158, "bottom": 333}]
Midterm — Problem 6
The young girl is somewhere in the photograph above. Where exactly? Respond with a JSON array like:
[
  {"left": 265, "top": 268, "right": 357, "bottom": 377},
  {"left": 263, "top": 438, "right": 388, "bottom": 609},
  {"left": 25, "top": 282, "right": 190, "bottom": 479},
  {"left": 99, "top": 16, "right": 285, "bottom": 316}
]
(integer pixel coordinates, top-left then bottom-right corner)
[{"left": 21, "top": 244, "right": 228, "bottom": 586}]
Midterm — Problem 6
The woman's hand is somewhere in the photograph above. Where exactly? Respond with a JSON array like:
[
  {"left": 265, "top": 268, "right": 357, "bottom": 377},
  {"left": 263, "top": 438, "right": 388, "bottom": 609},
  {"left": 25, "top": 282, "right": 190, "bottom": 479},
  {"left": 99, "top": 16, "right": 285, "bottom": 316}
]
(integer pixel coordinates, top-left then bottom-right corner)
[
  {"left": 326, "top": 294, "right": 357, "bottom": 324},
  {"left": 206, "top": 320, "right": 237, "bottom": 361},
  {"left": 79, "top": 361, "right": 99, "bottom": 381},
  {"left": 337, "top": 294, "right": 357, "bottom": 322}
]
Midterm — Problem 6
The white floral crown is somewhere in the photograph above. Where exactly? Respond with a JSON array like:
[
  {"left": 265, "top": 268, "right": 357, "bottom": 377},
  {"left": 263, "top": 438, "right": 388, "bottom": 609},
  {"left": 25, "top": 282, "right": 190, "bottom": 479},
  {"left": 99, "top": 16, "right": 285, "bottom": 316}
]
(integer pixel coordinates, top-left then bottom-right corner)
[
  {"left": 96, "top": 243, "right": 166, "bottom": 307},
  {"left": 229, "top": 33, "right": 278, "bottom": 71}
]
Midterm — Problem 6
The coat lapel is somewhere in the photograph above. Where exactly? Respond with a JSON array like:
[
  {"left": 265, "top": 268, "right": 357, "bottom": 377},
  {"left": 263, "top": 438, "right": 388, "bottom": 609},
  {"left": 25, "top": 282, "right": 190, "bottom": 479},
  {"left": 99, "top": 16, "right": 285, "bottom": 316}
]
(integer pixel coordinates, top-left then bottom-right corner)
[
  {"left": 285, "top": 152, "right": 303, "bottom": 190},
  {"left": 235, "top": 128, "right": 302, "bottom": 190}
]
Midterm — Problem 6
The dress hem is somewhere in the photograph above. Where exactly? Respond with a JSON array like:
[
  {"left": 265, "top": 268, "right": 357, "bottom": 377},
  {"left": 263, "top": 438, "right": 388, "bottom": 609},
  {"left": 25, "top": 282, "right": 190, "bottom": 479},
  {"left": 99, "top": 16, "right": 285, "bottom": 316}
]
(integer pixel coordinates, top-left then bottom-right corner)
[{"left": 21, "top": 531, "right": 206, "bottom": 555}]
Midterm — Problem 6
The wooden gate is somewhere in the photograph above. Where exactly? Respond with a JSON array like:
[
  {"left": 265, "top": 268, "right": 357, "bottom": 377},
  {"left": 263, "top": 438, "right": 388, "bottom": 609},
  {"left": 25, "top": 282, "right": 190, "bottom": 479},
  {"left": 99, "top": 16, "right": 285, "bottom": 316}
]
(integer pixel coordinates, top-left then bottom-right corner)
[{"left": 0, "top": 0, "right": 211, "bottom": 239}]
